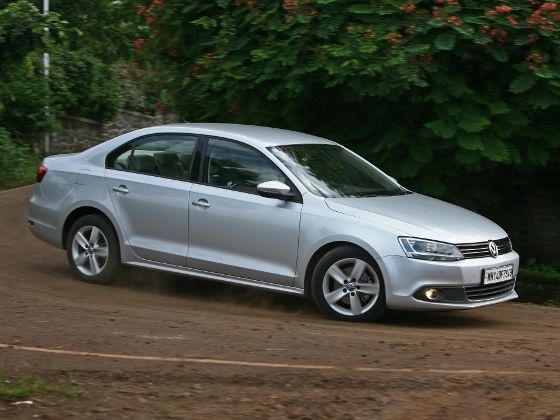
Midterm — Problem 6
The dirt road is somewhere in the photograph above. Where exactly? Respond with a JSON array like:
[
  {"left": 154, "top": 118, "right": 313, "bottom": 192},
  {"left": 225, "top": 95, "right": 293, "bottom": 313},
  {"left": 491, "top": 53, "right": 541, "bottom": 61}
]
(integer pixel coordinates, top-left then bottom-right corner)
[{"left": 1, "top": 186, "right": 559, "bottom": 419}]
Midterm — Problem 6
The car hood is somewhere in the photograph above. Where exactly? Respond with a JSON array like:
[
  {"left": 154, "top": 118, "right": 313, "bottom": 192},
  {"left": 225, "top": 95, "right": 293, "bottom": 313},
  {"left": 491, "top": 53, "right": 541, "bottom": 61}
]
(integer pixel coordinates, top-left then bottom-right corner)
[{"left": 325, "top": 193, "right": 507, "bottom": 243}]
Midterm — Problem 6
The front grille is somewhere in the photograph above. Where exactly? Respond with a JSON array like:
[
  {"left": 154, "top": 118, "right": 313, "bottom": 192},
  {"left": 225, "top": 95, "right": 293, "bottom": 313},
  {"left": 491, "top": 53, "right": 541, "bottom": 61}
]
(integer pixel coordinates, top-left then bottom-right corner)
[
  {"left": 465, "top": 279, "right": 516, "bottom": 301},
  {"left": 456, "top": 237, "right": 513, "bottom": 259}
]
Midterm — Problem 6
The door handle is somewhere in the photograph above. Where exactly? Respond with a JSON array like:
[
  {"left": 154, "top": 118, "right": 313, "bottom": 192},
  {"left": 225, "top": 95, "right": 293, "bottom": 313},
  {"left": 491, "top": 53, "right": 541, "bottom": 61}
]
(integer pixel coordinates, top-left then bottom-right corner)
[
  {"left": 192, "top": 199, "right": 210, "bottom": 208},
  {"left": 112, "top": 185, "right": 129, "bottom": 194}
]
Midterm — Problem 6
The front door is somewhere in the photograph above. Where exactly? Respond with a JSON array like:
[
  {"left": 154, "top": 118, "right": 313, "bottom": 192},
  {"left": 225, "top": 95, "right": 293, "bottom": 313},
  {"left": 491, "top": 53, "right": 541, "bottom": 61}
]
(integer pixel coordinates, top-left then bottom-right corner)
[{"left": 187, "top": 137, "right": 302, "bottom": 286}]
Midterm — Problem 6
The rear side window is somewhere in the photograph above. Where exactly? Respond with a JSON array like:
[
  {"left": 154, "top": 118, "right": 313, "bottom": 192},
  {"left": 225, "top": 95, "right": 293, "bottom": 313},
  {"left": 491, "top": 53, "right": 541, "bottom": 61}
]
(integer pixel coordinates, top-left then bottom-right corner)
[{"left": 107, "top": 134, "right": 198, "bottom": 180}]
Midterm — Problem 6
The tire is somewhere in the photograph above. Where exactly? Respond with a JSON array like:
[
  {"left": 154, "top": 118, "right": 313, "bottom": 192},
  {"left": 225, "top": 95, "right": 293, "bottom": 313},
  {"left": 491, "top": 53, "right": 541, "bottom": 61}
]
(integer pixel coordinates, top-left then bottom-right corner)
[
  {"left": 66, "top": 215, "right": 120, "bottom": 284},
  {"left": 311, "top": 246, "right": 385, "bottom": 322}
]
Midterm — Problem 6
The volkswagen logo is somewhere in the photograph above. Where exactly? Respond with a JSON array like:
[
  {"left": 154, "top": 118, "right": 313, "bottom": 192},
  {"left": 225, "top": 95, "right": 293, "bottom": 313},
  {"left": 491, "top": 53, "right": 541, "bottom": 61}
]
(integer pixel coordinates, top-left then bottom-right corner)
[{"left": 488, "top": 241, "right": 499, "bottom": 258}]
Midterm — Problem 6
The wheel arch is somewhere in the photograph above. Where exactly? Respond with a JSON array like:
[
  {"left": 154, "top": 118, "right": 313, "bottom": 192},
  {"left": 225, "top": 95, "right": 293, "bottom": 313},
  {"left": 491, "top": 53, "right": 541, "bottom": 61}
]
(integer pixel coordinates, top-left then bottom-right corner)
[
  {"left": 62, "top": 207, "right": 119, "bottom": 251},
  {"left": 303, "top": 241, "right": 384, "bottom": 297}
]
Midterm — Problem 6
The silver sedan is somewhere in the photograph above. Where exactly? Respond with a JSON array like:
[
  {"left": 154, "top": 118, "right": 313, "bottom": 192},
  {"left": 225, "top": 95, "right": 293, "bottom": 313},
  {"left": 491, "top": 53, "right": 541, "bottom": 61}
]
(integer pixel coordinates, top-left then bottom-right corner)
[{"left": 28, "top": 123, "right": 519, "bottom": 321}]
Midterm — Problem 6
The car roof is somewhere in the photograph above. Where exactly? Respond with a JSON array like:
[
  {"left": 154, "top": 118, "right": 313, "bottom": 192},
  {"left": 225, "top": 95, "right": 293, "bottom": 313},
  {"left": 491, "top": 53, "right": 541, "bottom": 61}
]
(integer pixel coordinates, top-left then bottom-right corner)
[
  {"left": 79, "top": 123, "right": 339, "bottom": 164},
  {"left": 150, "top": 123, "right": 336, "bottom": 148}
]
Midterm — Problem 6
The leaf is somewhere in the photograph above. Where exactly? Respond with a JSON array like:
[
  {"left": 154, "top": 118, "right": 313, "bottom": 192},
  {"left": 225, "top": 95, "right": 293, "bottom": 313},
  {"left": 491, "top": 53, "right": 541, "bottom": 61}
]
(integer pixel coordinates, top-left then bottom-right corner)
[
  {"left": 424, "top": 120, "right": 456, "bottom": 139},
  {"left": 482, "top": 138, "right": 509, "bottom": 162},
  {"left": 448, "top": 81, "right": 473, "bottom": 98},
  {"left": 487, "top": 101, "right": 510, "bottom": 115},
  {"left": 544, "top": 133, "right": 560, "bottom": 147},
  {"left": 457, "top": 133, "right": 484, "bottom": 151},
  {"left": 400, "top": 158, "right": 425, "bottom": 178},
  {"left": 534, "top": 68, "right": 558, "bottom": 79},
  {"left": 458, "top": 112, "right": 491, "bottom": 133},
  {"left": 455, "top": 149, "right": 481, "bottom": 166},
  {"left": 347, "top": 4, "right": 374, "bottom": 14},
  {"left": 410, "top": 144, "right": 434, "bottom": 163},
  {"left": 190, "top": 17, "right": 217, "bottom": 29},
  {"left": 526, "top": 90, "right": 560, "bottom": 109},
  {"left": 489, "top": 48, "right": 508, "bottom": 63},
  {"left": 452, "top": 25, "right": 474, "bottom": 36},
  {"left": 472, "top": 33, "right": 491, "bottom": 45},
  {"left": 425, "top": 88, "right": 449, "bottom": 104},
  {"left": 527, "top": 144, "right": 550, "bottom": 165},
  {"left": 514, "top": 36, "right": 530, "bottom": 46},
  {"left": 508, "top": 146, "right": 522, "bottom": 165},
  {"left": 510, "top": 73, "right": 537, "bottom": 94},
  {"left": 434, "top": 33, "right": 456, "bottom": 51}
]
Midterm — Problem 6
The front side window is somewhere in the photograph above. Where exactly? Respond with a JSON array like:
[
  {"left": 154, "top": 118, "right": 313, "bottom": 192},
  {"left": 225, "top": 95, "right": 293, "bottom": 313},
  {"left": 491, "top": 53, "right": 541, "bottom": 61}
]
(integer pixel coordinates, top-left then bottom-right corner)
[
  {"left": 203, "top": 138, "right": 286, "bottom": 194},
  {"left": 269, "top": 144, "right": 403, "bottom": 198},
  {"left": 107, "top": 134, "right": 198, "bottom": 180}
]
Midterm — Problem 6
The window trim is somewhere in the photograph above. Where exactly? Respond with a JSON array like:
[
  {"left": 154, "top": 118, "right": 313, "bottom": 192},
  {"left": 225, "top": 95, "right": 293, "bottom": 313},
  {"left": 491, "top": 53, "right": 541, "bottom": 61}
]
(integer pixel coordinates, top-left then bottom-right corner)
[
  {"left": 105, "top": 133, "right": 200, "bottom": 181},
  {"left": 198, "top": 136, "right": 303, "bottom": 203}
]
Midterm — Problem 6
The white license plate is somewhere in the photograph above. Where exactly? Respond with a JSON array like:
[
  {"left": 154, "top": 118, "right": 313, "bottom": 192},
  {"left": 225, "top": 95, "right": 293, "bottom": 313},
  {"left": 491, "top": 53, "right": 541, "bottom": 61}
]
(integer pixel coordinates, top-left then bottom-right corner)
[{"left": 482, "top": 265, "right": 514, "bottom": 285}]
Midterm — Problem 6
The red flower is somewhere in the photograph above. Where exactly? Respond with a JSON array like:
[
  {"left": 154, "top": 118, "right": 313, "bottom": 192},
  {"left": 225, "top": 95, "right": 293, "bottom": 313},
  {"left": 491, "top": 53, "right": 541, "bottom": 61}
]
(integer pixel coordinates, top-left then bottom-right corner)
[{"left": 400, "top": 3, "right": 416, "bottom": 14}]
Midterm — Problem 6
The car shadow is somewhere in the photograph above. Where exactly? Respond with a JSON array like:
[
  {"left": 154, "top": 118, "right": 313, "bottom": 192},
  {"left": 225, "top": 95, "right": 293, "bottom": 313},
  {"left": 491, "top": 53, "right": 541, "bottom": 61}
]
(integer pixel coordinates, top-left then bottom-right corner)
[
  {"left": 110, "top": 269, "right": 513, "bottom": 327},
  {"left": 112, "top": 268, "right": 317, "bottom": 315},
  {"left": 379, "top": 308, "right": 510, "bottom": 328}
]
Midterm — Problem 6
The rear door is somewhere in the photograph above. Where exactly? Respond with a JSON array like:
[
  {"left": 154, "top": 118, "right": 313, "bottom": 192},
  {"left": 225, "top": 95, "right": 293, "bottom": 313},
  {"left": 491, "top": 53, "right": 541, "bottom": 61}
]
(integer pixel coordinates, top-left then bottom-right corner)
[
  {"left": 105, "top": 134, "right": 199, "bottom": 266},
  {"left": 187, "top": 137, "right": 302, "bottom": 286}
]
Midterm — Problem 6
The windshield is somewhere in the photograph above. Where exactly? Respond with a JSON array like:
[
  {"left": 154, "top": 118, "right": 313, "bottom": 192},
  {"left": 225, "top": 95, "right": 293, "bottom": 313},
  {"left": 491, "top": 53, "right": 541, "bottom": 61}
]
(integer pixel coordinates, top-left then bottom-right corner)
[{"left": 269, "top": 144, "right": 404, "bottom": 198}]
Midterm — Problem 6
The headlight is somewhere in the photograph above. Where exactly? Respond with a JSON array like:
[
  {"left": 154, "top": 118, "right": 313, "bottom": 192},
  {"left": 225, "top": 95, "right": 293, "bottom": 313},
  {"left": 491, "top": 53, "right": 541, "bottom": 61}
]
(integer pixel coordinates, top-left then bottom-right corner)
[{"left": 399, "top": 237, "right": 464, "bottom": 261}]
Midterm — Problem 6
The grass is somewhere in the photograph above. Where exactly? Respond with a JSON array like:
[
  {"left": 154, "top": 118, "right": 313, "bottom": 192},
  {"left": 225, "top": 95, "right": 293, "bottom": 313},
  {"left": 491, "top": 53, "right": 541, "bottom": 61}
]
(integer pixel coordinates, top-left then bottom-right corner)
[
  {"left": 518, "top": 268, "right": 560, "bottom": 284},
  {"left": 516, "top": 266, "right": 560, "bottom": 305},
  {"left": 0, "top": 154, "right": 40, "bottom": 191},
  {"left": 0, "top": 372, "right": 83, "bottom": 403},
  {"left": 519, "top": 259, "right": 560, "bottom": 284},
  {"left": 0, "top": 132, "right": 42, "bottom": 191}
]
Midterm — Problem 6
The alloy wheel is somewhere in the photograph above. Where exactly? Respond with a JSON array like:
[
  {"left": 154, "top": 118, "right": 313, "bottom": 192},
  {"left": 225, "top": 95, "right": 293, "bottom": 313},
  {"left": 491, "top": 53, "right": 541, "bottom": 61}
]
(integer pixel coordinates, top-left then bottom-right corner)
[
  {"left": 71, "top": 225, "right": 109, "bottom": 276},
  {"left": 321, "top": 257, "right": 380, "bottom": 317}
]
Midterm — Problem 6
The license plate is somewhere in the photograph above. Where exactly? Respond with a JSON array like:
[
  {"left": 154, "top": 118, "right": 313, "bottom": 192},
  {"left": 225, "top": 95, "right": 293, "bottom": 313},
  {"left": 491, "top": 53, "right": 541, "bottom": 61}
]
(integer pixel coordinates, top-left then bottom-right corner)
[{"left": 482, "top": 264, "right": 514, "bottom": 285}]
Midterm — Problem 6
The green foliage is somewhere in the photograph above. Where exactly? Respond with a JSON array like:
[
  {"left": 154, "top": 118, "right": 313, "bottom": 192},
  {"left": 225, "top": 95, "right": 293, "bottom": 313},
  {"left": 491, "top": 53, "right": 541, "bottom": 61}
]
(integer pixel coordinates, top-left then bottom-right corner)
[
  {"left": 130, "top": 0, "right": 560, "bottom": 205},
  {"left": 50, "top": 49, "right": 124, "bottom": 122},
  {"left": 434, "top": 33, "right": 457, "bottom": 51},
  {"left": 0, "top": 128, "right": 41, "bottom": 189},
  {"left": 0, "top": 0, "right": 132, "bottom": 150},
  {"left": 523, "top": 258, "right": 560, "bottom": 274},
  {"left": 518, "top": 267, "right": 560, "bottom": 286},
  {"left": 44, "top": 0, "right": 139, "bottom": 62},
  {"left": 0, "top": 371, "right": 83, "bottom": 402},
  {"left": 0, "top": 1, "right": 57, "bottom": 145}
]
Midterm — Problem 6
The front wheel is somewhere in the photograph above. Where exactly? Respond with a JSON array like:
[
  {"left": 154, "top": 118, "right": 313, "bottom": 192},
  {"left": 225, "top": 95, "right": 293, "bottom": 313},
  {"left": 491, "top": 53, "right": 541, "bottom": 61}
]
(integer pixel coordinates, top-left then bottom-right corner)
[
  {"left": 311, "top": 246, "right": 385, "bottom": 322},
  {"left": 66, "top": 215, "right": 120, "bottom": 284}
]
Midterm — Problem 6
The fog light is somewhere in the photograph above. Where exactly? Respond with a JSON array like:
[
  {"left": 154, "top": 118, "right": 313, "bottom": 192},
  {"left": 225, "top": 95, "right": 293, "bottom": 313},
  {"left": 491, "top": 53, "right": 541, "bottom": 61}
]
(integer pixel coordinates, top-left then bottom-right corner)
[{"left": 424, "top": 288, "right": 443, "bottom": 301}]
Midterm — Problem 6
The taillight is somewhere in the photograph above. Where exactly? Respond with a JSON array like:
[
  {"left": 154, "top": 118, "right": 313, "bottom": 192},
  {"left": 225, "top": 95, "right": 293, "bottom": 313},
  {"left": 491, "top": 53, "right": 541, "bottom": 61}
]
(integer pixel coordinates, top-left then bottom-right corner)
[{"left": 36, "top": 164, "right": 48, "bottom": 183}]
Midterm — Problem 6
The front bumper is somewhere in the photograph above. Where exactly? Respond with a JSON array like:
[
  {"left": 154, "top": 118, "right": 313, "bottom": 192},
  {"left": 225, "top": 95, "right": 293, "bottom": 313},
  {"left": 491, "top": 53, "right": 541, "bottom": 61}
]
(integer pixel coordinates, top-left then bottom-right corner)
[{"left": 381, "top": 251, "right": 520, "bottom": 310}]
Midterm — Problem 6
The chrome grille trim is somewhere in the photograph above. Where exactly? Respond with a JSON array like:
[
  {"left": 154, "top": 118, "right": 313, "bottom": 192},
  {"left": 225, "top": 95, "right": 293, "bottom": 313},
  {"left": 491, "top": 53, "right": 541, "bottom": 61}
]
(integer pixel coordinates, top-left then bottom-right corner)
[
  {"left": 465, "top": 279, "right": 516, "bottom": 301},
  {"left": 456, "top": 237, "right": 513, "bottom": 259}
]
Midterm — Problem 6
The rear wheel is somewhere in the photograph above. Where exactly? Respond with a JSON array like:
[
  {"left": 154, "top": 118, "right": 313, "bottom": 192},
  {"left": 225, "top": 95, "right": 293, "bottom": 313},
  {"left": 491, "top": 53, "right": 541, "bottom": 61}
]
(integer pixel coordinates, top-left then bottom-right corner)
[
  {"left": 66, "top": 215, "right": 120, "bottom": 284},
  {"left": 311, "top": 246, "right": 385, "bottom": 322}
]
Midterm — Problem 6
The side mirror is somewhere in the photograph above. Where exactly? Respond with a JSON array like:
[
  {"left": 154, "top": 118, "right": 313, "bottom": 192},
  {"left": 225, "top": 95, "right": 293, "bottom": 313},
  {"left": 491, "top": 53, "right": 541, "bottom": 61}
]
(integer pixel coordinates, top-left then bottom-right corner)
[{"left": 257, "top": 181, "right": 295, "bottom": 200}]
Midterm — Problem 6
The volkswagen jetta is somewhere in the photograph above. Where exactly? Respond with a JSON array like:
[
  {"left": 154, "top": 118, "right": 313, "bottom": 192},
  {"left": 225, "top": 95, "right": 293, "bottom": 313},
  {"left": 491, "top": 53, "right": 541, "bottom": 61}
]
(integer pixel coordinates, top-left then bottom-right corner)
[{"left": 28, "top": 124, "right": 519, "bottom": 321}]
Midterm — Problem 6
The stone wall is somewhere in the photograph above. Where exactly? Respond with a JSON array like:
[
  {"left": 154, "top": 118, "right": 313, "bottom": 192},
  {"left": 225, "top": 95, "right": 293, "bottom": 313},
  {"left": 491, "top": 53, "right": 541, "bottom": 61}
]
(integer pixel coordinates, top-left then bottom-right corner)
[
  {"left": 51, "top": 110, "right": 179, "bottom": 154},
  {"left": 100, "top": 109, "right": 180, "bottom": 141},
  {"left": 51, "top": 116, "right": 102, "bottom": 154}
]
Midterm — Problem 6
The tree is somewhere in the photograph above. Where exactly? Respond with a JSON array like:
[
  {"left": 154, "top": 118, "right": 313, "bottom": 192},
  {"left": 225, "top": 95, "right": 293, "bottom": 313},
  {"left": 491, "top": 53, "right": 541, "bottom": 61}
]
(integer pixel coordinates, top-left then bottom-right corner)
[
  {"left": 0, "top": 0, "right": 140, "bottom": 150},
  {"left": 0, "top": 0, "right": 57, "bottom": 146},
  {"left": 132, "top": 0, "right": 560, "bottom": 204}
]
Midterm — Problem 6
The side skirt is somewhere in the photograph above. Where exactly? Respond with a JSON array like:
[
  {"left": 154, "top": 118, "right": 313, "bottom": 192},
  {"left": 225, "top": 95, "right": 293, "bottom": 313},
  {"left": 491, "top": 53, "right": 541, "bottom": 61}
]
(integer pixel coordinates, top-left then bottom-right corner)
[{"left": 122, "top": 261, "right": 305, "bottom": 296}]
